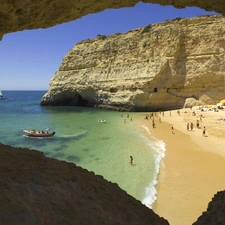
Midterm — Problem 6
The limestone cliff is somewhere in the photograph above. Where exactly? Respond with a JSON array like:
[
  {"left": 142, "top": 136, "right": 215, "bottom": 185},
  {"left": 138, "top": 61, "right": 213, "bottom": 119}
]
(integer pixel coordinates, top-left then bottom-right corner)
[
  {"left": 0, "top": 143, "right": 169, "bottom": 225},
  {"left": 41, "top": 15, "right": 225, "bottom": 111}
]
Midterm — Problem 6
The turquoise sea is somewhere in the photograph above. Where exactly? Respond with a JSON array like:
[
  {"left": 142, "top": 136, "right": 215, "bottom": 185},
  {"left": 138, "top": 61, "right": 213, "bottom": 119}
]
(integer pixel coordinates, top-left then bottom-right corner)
[{"left": 0, "top": 91, "right": 165, "bottom": 208}]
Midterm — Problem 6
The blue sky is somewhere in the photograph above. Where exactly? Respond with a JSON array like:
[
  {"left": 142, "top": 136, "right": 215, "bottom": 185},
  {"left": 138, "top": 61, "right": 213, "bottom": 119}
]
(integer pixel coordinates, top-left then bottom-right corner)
[{"left": 0, "top": 3, "right": 216, "bottom": 90}]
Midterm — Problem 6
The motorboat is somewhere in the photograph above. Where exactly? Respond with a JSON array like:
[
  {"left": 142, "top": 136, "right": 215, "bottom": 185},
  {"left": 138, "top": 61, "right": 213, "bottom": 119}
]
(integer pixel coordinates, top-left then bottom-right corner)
[{"left": 23, "top": 129, "right": 55, "bottom": 137}]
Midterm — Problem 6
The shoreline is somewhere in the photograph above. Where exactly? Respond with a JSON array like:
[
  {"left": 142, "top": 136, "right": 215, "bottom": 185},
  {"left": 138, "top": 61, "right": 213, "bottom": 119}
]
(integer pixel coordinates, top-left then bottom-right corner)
[{"left": 139, "top": 107, "right": 225, "bottom": 225}]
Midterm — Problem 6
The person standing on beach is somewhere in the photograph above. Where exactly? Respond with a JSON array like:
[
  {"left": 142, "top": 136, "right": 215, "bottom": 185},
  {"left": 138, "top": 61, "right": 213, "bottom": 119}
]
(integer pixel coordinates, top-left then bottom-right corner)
[
  {"left": 187, "top": 123, "right": 189, "bottom": 131},
  {"left": 152, "top": 119, "right": 156, "bottom": 128},
  {"left": 196, "top": 120, "right": 200, "bottom": 129},
  {"left": 130, "top": 156, "right": 133, "bottom": 165},
  {"left": 202, "top": 126, "right": 206, "bottom": 137},
  {"left": 190, "top": 122, "right": 194, "bottom": 131},
  {"left": 171, "top": 126, "right": 174, "bottom": 134}
]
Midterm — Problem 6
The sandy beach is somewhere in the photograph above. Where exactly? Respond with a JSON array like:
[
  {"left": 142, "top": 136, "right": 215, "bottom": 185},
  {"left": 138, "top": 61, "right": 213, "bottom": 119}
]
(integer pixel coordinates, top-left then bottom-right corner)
[{"left": 141, "top": 107, "right": 225, "bottom": 225}]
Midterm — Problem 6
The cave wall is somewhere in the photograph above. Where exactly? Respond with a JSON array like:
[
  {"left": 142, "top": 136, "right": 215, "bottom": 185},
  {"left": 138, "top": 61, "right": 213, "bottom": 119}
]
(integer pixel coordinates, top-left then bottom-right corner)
[{"left": 0, "top": 0, "right": 225, "bottom": 40}]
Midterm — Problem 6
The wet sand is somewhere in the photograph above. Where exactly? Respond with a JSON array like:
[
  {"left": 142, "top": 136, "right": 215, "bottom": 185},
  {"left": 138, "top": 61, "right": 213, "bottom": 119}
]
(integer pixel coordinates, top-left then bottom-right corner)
[{"left": 140, "top": 107, "right": 225, "bottom": 225}]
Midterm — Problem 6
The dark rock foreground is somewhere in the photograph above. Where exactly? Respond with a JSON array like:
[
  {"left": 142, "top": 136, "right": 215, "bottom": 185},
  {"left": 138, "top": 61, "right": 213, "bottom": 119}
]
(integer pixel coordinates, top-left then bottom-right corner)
[
  {"left": 0, "top": 143, "right": 169, "bottom": 225},
  {"left": 193, "top": 191, "right": 225, "bottom": 225}
]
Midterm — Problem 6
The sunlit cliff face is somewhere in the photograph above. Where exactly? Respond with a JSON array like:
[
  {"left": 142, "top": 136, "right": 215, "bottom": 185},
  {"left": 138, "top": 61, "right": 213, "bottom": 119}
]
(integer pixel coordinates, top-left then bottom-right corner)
[
  {"left": 39, "top": 15, "right": 225, "bottom": 111},
  {"left": 0, "top": 0, "right": 224, "bottom": 40}
]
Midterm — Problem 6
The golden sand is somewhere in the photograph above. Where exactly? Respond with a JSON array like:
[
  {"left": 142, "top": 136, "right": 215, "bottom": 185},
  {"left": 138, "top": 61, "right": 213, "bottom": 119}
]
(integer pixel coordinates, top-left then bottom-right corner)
[{"left": 140, "top": 107, "right": 225, "bottom": 225}]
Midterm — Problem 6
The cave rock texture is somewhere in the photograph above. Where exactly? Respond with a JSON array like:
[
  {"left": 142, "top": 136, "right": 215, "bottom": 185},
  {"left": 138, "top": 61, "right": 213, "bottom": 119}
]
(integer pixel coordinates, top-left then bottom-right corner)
[
  {"left": 0, "top": 0, "right": 225, "bottom": 40},
  {"left": 1, "top": 1, "right": 225, "bottom": 225}
]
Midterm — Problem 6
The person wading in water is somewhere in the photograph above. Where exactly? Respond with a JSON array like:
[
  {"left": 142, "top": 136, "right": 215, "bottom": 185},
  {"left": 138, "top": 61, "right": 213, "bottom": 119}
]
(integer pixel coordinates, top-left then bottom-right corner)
[{"left": 130, "top": 156, "right": 133, "bottom": 165}]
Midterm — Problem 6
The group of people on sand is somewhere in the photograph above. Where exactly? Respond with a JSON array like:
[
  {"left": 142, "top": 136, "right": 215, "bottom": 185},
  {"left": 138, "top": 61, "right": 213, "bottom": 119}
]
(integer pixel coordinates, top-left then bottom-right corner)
[
  {"left": 144, "top": 108, "right": 208, "bottom": 137},
  {"left": 144, "top": 112, "right": 163, "bottom": 129},
  {"left": 187, "top": 122, "right": 194, "bottom": 131},
  {"left": 178, "top": 109, "right": 208, "bottom": 137},
  {"left": 186, "top": 113, "right": 207, "bottom": 137},
  {"left": 126, "top": 108, "right": 209, "bottom": 166}
]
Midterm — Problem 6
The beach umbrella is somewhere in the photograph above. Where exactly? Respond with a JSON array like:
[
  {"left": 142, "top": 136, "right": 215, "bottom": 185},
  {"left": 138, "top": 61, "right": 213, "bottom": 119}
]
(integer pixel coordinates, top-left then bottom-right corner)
[{"left": 220, "top": 99, "right": 225, "bottom": 105}]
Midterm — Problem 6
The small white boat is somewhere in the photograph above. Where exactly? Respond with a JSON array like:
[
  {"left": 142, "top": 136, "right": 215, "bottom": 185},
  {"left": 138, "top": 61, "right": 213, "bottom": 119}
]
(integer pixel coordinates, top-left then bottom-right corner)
[
  {"left": 23, "top": 129, "right": 55, "bottom": 137},
  {"left": 0, "top": 90, "right": 7, "bottom": 100}
]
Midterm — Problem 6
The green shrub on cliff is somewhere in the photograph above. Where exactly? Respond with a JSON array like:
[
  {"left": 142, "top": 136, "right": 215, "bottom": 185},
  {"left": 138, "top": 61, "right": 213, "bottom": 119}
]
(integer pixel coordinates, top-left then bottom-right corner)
[
  {"left": 141, "top": 24, "right": 151, "bottom": 34},
  {"left": 97, "top": 34, "right": 107, "bottom": 40},
  {"left": 172, "top": 17, "right": 183, "bottom": 21}
]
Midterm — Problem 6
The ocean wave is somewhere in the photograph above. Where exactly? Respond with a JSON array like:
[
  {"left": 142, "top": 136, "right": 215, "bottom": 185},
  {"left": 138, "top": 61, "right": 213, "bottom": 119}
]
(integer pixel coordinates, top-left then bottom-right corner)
[{"left": 140, "top": 125, "right": 166, "bottom": 208}]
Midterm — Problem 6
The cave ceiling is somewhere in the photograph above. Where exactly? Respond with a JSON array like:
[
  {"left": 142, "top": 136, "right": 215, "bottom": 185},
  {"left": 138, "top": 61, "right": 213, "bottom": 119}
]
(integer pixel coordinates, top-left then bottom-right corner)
[{"left": 0, "top": 0, "right": 224, "bottom": 40}]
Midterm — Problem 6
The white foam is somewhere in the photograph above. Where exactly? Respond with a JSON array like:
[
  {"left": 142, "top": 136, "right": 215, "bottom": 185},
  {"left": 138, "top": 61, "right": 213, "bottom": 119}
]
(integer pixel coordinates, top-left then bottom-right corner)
[
  {"left": 60, "top": 130, "right": 87, "bottom": 138},
  {"left": 140, "top": 125, "right": 166, "bottom": 208}
]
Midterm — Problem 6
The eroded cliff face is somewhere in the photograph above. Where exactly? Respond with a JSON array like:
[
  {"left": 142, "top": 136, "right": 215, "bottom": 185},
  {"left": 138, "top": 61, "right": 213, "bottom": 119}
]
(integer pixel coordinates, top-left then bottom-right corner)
[{"left": 41, "top": 15, "right": 225, "bottom": 111}]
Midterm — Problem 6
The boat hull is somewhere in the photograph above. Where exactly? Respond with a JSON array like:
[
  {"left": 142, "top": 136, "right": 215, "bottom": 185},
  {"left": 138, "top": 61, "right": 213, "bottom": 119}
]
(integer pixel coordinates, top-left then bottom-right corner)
[{"left": 23, "top": 130, "right": 55, "bottom": 137}]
